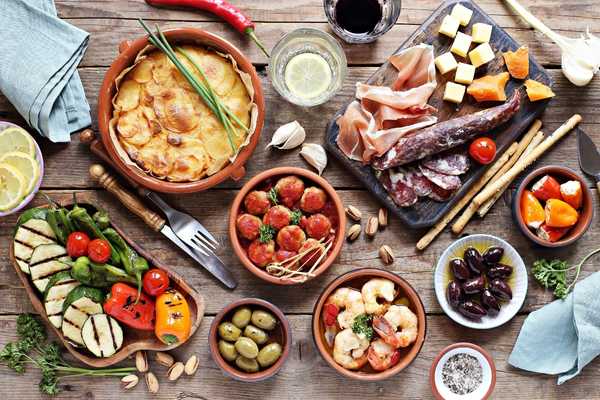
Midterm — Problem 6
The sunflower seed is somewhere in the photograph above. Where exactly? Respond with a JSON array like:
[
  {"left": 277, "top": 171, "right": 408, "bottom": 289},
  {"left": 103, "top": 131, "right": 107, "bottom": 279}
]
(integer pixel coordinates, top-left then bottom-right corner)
[
  {"left": 345, "top": 205, "right": 362, "bottom": 221},
  {"left": 184, "top": 354, "right": 199, "bottom": 375},
  {"left": 155, "top": 352, "right": 175, "bottom": 368},
  {"left": 167, "top": 362, "right": 185, "bottom": 381},
  {"left": 346, "top": 224, "right": 361, "bottom": 241},
  {"left": 136, "top": 350, "right": 148, "bottom": 372},
  {"left": 121, "top": 374, "right": 139, "bottom": 390},
  {"left": 145, "top": 372, "right": 159, "bottom": 393}
]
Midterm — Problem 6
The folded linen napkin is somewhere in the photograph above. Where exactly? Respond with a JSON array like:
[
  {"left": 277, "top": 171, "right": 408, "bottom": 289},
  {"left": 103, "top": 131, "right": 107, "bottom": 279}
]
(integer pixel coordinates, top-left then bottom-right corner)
[
  {"left": 508, "top": 271, "right": 600, "bottom": 384},
  {"left": 0, "top": 0, "right": 91, "bottom": 142}
]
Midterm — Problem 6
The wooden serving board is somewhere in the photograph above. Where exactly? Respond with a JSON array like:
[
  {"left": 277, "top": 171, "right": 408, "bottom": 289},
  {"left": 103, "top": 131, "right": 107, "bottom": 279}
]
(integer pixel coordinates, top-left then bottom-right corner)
[
  {"left": 9, "top": 195, "right": 205, "bottom": 368},
  {"left": 325, "top": 0, "right": 552, "bottom": 228}
]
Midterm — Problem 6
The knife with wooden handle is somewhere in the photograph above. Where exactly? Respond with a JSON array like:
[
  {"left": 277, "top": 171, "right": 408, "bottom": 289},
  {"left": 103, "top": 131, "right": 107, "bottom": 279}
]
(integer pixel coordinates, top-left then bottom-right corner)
[
  {"left": 578, "top": 129, "right": 600, "bottom": 192},
  {"left": 89, "top": 164, "right": 237, "bottom": 289}
]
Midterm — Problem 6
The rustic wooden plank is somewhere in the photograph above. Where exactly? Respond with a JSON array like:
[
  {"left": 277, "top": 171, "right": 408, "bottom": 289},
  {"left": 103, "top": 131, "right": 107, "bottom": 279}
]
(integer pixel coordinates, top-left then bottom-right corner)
[
  {"left": 61, "top": 19, "right": 572, "bottom": 67},
  {"left": 55, "top": 0, "right": 600, "bottom": 32},
  {"left": 1, "top": 189, "right": 598, "bottom": 315},
  {"left": 0, "top": 314, "right": 598, "bottom": 399},
  {"left": 0, "top": 67, "right": 597, "bottom": 190}
]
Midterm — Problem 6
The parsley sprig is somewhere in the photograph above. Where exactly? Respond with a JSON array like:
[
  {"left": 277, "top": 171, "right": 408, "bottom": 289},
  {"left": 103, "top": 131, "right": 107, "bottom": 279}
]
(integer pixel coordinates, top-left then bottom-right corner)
[
  {"left": 290, "top": 210, "right": 303, "bottom": 225},
  {"left": 268, "top": 187, "right": 278, "bottom": 205},
  {"left": 351, "top": 314, "right": 374, "bottom": 340},
  {"left": 532, "top": 247, "right": 600, "bottom": 299},
  {"left": 0, "top": 314, "right": 135, "bottom": 396},
  {"left": 259, "top": 224, "right": 275, "bottom": 243}
]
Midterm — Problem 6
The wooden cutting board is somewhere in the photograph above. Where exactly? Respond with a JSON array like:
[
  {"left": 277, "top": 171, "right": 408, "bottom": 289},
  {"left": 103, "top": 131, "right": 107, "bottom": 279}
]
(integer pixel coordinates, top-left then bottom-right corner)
[{"left": 325, "top": 0, "right": 552, "bottom": 228}]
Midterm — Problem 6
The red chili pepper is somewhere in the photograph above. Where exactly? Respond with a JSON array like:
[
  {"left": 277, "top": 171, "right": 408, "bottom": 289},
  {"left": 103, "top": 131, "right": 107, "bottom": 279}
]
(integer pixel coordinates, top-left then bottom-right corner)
[
  {"left": 323, "top": 303, "right": 339, "bottom": 327},
  {"left": 145, "top": 0, "right": 270, "bottom": 57},
  {"left": 104, "top": 283, "right": 156, "bottom": 331}
]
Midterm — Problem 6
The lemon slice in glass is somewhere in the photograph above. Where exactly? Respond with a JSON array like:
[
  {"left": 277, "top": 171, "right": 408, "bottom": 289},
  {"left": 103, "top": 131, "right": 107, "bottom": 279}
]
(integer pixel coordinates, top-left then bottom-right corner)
[
  {"left": 284, "top": 52, "right": 332, "bottom": 100},
  {"left": 0, "top": 163, "right": 26, "bottom": 211},
  {"left": 0, "top": 151, "right": 40, "bottom": 195},
  {"left": 0, "top": 127, "right": 36, "bottom": 157}
]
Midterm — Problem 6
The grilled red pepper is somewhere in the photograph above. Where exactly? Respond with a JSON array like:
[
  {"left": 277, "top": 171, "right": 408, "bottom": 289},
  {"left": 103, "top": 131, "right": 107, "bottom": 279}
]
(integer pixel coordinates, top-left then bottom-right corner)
[
  {"left": 145, "top": 0, "right": 270, "bottom": 57},
  {"left": 104, "top": 283, "right": 155, "bottom": 331}
]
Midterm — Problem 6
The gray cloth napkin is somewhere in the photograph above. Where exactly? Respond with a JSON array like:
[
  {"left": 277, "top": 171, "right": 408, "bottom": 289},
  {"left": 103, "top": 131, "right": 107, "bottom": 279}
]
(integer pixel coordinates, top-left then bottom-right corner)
[
  {"left": 508, "top": 271, "right": 600, "bottom": 384},
  {"left": 0, "top": 0, "right": 91, "bottom": 142}
]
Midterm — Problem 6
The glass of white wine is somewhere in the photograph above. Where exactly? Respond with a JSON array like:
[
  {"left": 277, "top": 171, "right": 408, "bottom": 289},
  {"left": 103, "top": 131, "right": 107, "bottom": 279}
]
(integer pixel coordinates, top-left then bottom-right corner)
[{"left": 268, "top": 28, "right": 347, "bottom": 107}]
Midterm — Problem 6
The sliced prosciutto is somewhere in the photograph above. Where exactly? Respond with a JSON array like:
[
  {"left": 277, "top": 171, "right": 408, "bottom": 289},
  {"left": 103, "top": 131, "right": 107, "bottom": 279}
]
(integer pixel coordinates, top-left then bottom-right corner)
[{"left": 336, "top": 44, "right": 438, "bottom": 163}]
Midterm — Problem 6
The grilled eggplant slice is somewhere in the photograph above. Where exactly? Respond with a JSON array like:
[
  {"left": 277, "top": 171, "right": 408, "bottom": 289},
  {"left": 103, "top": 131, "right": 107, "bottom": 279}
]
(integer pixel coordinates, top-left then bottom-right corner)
[
  {"left": 13, "top": 219, "right": 56, "bottom": 274},
  {"left": 44, "top": 271, "right": 80, "bottom": 328},
  {"left": 62, "top": 296, "right": 104, "bottom": 347},
  {"left": 29, "top": 243, "right": 71, "bottom": 292},
  {"left": 82, "top": 314, "right": 124, "bottom": 358}
]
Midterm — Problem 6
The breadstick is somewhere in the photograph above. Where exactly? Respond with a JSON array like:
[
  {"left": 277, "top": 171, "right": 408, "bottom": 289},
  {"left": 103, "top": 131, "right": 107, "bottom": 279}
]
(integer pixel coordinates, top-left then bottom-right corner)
[
  {"left": 417, "top": 142, "right": 518, "bottom": 250},
  {"left": 477, "top": 129, "right": 545, "bottom": 217},
  {"left": 450, "top": 143, "right": 520, "bottom": 234},
  {"left": 472, "top": 114, "right": 582, "bottom": 207}
]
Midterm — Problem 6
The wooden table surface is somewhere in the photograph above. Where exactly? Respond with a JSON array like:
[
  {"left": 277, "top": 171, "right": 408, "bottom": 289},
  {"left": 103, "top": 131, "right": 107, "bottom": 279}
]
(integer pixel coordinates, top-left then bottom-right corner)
[{"left": 1, "top": 0, "right": 600, "bottom": 398}]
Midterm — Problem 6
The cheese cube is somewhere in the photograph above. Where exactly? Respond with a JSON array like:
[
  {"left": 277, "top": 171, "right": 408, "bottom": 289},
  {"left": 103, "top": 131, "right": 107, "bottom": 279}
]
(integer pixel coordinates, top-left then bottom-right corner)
[
  {"left": 469, "top": 42, "right": 495, "bottom": 67},
  {"left": 451, "top": 32, "right": 472, "bottom": 58},
  {"left": 435, "top": 52, "right": 459, "bottom": 75},
  {"left": 451, "top": 3, "right": 473, "bottom": 26},
  {"left": 472, "top": 23, "right": 493, "bottom": 43},
  {"left": 443, "top": 82, "right": 466, "bottom": 104},
  {"left": 455, "top": 62, "right": 476, "bottom": 84},
  {"left": 439, "top": 15, "right": 461, "bottom": 38}
]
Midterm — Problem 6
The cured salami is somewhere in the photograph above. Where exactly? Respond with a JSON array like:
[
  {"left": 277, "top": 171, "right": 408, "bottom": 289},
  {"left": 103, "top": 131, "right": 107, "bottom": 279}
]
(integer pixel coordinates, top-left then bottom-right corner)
[
  {"left": 392, "top": 167, "right": 434, "bottom": 197},
  {"left": 421, "top": 152, "right": 470, "bottom": 176},
  {"left": 380, "top": 171, "right": 418, "bottom": 207},
  {"left": 428, "top": 183, "right": 454, "bottom": 202},
  {"left": 372, "top": 90, "right": 522, "bottom": 170},
  {"left": 419, "top": 165, "right": 462, "bottom": 191}
]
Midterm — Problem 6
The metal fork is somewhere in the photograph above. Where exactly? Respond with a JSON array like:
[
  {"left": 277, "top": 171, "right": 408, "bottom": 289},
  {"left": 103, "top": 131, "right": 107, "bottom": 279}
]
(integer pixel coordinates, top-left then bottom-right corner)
[{"left": 143, "top": 190, "right": 219, "bottom": 255}]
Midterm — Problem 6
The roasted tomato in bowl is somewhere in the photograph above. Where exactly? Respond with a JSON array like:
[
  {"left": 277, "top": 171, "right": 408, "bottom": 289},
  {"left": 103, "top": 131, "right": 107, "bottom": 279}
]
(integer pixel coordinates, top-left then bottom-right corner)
[{"left": 229, "top": 167, "right": 345, "bottom": 285}]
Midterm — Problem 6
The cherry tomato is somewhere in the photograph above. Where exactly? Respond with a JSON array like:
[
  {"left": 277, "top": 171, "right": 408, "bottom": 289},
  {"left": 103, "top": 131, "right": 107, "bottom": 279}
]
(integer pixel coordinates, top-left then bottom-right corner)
[
  {"left": 88, "top": 239, "right": 111, "bottom": 263},
  {"left": 142, "top": 268, "right": 170, "bottom": 296},
  {"left": 66, "top": 231, "right": 90, "bottom": 258},
  {"left": 469, "top": 137, "right": 497, "bottom": 164}
]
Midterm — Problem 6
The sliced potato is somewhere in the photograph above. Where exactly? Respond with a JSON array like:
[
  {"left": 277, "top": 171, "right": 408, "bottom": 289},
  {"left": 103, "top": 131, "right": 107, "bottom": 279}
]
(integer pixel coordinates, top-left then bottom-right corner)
[
  {"left": 82, "top": 314, "right": 124, "bottom": 358},
  {"left": 44, "top": 272, "right": 80, "bottom": 328},
  {"left": 62, "top": 297, "right": 103, "bottom": 347},
  {"left": 29, "top": 243, "right": 70, "bottom": 292}
]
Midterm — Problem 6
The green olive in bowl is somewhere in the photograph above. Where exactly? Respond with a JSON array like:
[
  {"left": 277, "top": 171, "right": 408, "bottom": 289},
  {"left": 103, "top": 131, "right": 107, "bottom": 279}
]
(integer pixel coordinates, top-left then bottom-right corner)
[
  {"left": 218, "top": 340, "right": 238, "bottom": 362},
  {"left": 244, "top": 325, "right": 268, "bottom": 345},
  {"left": 218, "top": 322, "right": 241, "bottom": 342},
  {"left": 232, "top": 307, "right": 252, "bottom": 328},
  {"left": 257, "top": 343, "right": 282, "bottom": 368},
  {"left": 251, "top": 310, "right": 277, "bottom": 330},
  {"left": 235, "top": 337, "right": 259, "bottom": 359},
  {"left": 235, "top": 356, "right": 260, "bottom": 373}
]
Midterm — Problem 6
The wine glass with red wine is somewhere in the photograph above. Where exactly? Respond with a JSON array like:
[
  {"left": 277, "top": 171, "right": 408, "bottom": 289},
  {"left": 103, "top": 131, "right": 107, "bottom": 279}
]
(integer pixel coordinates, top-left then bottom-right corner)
[{"left": 323, "top": 0, "right": 402, "bottom": 44}]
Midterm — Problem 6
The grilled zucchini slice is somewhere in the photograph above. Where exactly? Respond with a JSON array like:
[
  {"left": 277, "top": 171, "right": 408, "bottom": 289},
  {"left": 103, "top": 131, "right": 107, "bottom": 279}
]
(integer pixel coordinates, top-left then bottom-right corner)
[
  {"left": 82, "top": 314, "right": 124, "bottom": 358},
  {"left": 62, "top": 296, "right": 104, "bottom": 347},
  {"left": 13, "top": 219, "right": 56, "bottom": 274},
  {"left": 29, "top": 243, "right": 71, "bottom": 292},
  {"left": 44, "top": 271, "right": 80, "bottom": 328}
]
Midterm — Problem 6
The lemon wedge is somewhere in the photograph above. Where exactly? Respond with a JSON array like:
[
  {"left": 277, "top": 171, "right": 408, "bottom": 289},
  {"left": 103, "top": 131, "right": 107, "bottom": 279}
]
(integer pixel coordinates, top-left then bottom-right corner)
[
  {"left": 0, "top": 151, "right": 40, "bottom": 195},
  {"left": 284, "top": 52, "right": 332, "bottom": 100},
  {"left": 0, "top": 127, "right": 36, "bottom": 157},
  {"left": 0, "top": 163, "right": 26, "bottom": 211}
]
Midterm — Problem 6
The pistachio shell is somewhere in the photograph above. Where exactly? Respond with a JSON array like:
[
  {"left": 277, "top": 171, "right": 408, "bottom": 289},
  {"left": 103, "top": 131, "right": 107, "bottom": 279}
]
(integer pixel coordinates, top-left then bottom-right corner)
[
  {"left": 300, "top": 143, "right": 327, "bottom": 175},
  {"left": 266, "top": 121, "right": 305, "bottom": 150}
]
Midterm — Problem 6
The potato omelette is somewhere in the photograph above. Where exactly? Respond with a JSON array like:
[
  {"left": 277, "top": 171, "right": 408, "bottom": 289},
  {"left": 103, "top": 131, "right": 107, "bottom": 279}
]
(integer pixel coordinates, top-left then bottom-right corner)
[{"left": 110, "top": 45, "right": 254, "bottom": 182}]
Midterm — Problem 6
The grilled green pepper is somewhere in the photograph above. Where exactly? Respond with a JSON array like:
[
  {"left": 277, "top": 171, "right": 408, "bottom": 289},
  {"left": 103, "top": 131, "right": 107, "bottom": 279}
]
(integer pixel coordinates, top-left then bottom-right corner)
[
  {"left": 71, "top": 256, "right": 136, "bottom": 287},
  {"left": 103, "top": 228, "right": 149, "bottom": 299},
  {"left": 68, "top": 206, "right": 120, "bottom": 265},
  {"left": 46, "top": 209, "right": 67, "bottom": 245},
  {"left": 93, "top": 210, "right": 110, "bottom": 230}
]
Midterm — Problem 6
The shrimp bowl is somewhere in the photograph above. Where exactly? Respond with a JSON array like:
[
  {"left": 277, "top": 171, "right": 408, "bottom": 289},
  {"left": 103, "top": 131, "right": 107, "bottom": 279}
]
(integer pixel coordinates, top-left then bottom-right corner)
[{"left": 312, "top": 269, "right": 426, "bottom": 381}]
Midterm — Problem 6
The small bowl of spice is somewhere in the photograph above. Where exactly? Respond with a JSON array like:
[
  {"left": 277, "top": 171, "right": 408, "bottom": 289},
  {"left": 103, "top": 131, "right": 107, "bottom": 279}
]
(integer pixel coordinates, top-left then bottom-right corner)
[{"left": 430, "top": 343, "right": 496, "bottom": 400}]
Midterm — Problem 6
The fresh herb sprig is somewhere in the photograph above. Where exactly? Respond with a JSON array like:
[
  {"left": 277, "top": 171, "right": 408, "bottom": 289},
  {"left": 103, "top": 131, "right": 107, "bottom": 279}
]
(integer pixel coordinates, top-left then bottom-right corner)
[
  {"left": 137, "top": 19, "right": 248, "bottom": 153},
  {"left": 259, "top": 224, "right": 275, "bottom": 243},
  {"left": 268, "top": 187, "right": 278, "bottom": 205},
  {"left": 290, "top": 210, "right": 302, "bottom": 225},
  {"left": 352, "top": 314, "right": 374, "bottom": 340},
  {"left": 532, "top": 247, "right": 600, "bottom": 299},
  {"left": 0, "top": 314, "right": 135, "bottom": 396}
]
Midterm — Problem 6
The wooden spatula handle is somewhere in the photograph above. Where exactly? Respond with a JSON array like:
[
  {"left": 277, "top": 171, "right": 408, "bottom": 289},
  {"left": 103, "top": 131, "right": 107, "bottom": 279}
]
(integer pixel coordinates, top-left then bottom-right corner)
[
  {"left": 89, "top": 164, "right": 165, "bottom": 232},
  {"left": 596, "top": 181, "right": 600, "bottom": 193}
]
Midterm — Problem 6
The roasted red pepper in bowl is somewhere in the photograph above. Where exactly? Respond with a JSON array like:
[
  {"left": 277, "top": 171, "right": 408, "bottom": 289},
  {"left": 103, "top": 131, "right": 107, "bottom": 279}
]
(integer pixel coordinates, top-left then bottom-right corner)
[{"left": 104, "top": 283, "right": 155, "bottom": 331}]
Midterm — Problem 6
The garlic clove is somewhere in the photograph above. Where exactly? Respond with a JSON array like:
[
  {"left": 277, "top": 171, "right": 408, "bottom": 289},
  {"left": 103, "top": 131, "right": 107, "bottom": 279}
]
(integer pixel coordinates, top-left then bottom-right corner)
[
  {"left": 266, "top": 121, "right": 306, "bottom": 150},
  {"left": 300, "top": 143, "right": 328, "bottom": 175}
]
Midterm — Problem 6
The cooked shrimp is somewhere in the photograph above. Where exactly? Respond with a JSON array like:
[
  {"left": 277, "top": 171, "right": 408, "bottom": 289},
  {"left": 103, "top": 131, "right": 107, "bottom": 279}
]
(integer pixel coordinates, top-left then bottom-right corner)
[
  {"left": 333, "top": 328, "right": 369, "bottom": 370},
  {"left": 361, "top": 278, "right": 396, "bottom": 315},
  {"left": 373, "top": 305, "right": 418, "bottom": 348},
  {"left": 325, "top": 287, "right": 366, "bottom": 329},
  {"left": 367, "top": 339, "right": 401, "bottom": 371}
]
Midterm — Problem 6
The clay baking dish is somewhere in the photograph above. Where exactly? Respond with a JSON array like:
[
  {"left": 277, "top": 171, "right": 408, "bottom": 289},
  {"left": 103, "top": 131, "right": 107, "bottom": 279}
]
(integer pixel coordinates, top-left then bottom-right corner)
[
  {"left": 312, "top": 268, "right": 427, "bottom": 381},
  {"left": 208, "top": 298, "right": 291, "bottom": 382},
  {"left": 97, "top": 28, "right": 265, "bottom": 193},
  {"left": 513, "top": 165, "right": 593, "bottom": 247},
  {"left": 228, "top": 166, "right": 346, "bottom": 285}
]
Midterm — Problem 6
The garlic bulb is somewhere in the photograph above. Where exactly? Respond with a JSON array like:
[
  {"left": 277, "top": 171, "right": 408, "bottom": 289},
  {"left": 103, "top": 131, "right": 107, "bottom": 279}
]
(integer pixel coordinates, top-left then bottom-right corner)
[
  {"left": 266, "top": 121, "right": 305, "bottom": 150},
  {"left": 300, "top": 143, "right": 327, "bottom": 175}
]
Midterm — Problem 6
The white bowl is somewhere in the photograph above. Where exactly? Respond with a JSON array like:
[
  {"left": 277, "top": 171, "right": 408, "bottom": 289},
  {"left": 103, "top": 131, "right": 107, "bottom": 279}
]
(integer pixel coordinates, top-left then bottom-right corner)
[{"left": 434, "top": 234, "right": 527, "bottom": 329}]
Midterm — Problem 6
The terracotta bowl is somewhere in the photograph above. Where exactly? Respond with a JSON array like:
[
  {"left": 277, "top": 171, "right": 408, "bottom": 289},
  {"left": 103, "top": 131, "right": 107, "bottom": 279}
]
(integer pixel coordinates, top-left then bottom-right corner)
[
  {"left": 430, "top": 343, "right": 496, "bottom": 400},
  {"left": 513, "top": 166, "right": 593, "bottom": 247},
  {"left": 229, "top": 167, "right": 346, "bottom": 285},
  {"left": 312, "top": 268, "right": 427, "bottom": 381},
  {"left": 97, "top": 28, "right": 265, "bottom": 193},
  {"left": 208, "top": 298, "right": 291, "bottom": 382}
]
